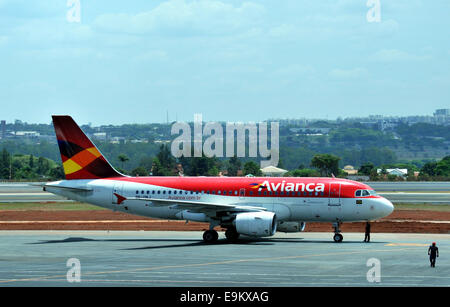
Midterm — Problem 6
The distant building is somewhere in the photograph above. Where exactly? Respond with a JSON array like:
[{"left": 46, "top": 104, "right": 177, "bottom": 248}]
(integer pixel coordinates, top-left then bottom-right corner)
[
  {"left": 289, "top": 128, "right": 331, "bottom": 135},
  {"left": 260, "top": 166, "right": 288, "bottom": 177},
  {"left": 110, "top": 136, "right": 126, "bottom": 144},
  {"left": 379, "top": 120, "right": 399, "bottom": 131},
  {"left": 92, "top": 132, "right": 107, "bottom": 141},
  {"left": 433, "top": 109, "right": 450, "bottom": 125},
  {"left": 434, "top": 109, "right": 450, "bottom": 116},
  {"left": 377, "top": 168, "right": 408, "bottom": 177},
  {"left": 1, "top": 120, "right": 5, "bottom": 139},
  {"left": 15, "top": 131, "right": 40, "bottom": 137},
  {"left": 342, "top": 165, "right": 358, "bottom": 175}
]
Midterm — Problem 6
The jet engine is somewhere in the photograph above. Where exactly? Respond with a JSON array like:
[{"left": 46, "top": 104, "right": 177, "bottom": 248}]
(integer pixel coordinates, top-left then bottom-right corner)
[
  {"left": 277, "top": 221, "right": 306, "bottom": 233},
  {"left": 233, "top": 211, "right": 277, "bottom": 237}
]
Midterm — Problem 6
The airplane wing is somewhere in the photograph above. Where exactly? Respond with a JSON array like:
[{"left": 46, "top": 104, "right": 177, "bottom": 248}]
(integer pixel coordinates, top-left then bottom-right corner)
[{"left": 121, "top": 195, "right": 267, "bottom": 214}]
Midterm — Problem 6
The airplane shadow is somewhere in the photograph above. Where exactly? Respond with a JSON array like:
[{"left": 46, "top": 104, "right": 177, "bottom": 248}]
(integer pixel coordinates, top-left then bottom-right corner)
[
  {"left": 28, "top": 237, "right": 201, "bottom": 245},
  {"left": 27, "top": 236, "right": 387, "bottom": 250},
  {"left": 28, "top": 237, "right": 274, "bottom": 250}
]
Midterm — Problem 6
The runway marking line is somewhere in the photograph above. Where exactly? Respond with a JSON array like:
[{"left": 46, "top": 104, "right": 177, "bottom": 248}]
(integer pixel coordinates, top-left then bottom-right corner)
[
  {"left": 0, "top": 246, "right": 424, "bottom": 284},
  {"left": 384, "top": 243, "right": 429, "bottom": 247}
]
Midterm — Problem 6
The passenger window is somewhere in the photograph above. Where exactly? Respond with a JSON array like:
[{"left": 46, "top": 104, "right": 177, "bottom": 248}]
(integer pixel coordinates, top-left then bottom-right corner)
[
  {"left": 157, "top": 191, "right": 161, "bottom": 194},
  {"left": 249, "top": 191, "right": 253, "bottom": 196},
  {"left": 218, "top": 190, "right": 221, "bottom": 195}
]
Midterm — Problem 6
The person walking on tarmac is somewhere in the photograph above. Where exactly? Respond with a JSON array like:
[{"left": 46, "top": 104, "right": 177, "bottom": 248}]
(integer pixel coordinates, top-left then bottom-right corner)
[
  {"left": 364, "top": 221, "right": 371, "bottom": 242},
  {"left": 428, "top": 242, "right": 439, "bottom": 267}
]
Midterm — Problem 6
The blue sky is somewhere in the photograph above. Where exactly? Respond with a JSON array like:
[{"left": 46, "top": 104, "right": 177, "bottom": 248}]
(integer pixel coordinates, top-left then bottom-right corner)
[{"left": 0, "top": 0, "right": 449, "bottom": 125}]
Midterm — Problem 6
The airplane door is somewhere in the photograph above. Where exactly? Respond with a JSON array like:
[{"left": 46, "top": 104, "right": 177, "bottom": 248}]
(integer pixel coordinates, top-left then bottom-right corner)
[
  {"left": 239, "top": 188, "right": 246, "bottom": 200},
  {"left": 328, "top": 182, "right": 343, "bottom": 220},
  {"left": 112, "top": 183, "right": 124, "bottom": 204},
  {"left": 328, "top": 183, "right": 341, "bottom": 205}
]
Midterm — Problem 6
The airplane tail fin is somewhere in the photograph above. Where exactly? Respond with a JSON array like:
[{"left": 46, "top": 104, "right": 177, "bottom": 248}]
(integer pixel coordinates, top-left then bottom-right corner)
[{"left": 52, "top": 115, "right": 125, "bottom": 180}]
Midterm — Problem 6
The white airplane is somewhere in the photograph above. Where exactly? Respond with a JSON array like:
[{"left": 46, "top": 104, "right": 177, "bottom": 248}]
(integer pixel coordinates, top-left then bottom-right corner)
[{"left": 44, "top": 116, "right": 394, "bottom": 243}]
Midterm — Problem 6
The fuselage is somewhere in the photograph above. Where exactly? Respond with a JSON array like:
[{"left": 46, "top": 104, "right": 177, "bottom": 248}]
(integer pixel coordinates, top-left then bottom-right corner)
[{"left": 45, "top": 176, "right": 394, "bottom": 224}]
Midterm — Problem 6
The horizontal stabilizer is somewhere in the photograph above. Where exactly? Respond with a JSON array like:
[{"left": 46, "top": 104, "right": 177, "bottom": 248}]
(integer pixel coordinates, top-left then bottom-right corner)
[{"left": 44, "top": 184, "right": 93, "bottom": 192}]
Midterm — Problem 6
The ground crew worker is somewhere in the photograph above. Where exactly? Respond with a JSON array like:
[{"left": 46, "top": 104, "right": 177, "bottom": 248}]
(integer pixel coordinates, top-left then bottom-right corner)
[
  {"left": 428, "top": 242, "right": 439, "bottom": 267},
  {"left": 364, "top": 221, "right": 371, "bottom": 242}
]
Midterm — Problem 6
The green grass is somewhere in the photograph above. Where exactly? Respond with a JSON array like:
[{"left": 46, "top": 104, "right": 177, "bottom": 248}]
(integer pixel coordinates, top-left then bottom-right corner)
[
  {"left": 0, "top": 202, "right": 106, "bottom": 211},
  {"left": 394, "top": 203, "right": 450, "bottom": 212}
]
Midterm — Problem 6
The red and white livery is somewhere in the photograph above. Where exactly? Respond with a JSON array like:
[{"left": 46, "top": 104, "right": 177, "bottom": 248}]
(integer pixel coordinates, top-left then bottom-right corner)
[{"left": 45, "top": 116, "right": 394, "bottom": 243}]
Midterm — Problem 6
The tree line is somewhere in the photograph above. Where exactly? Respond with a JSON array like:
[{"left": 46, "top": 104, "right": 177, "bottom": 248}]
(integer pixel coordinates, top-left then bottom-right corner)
[
  {"left": 1, "top": 145, "right": 449, "bottom": 181},
  {"left": 0, "top": 149, "right": 63, "bottom": 181}
]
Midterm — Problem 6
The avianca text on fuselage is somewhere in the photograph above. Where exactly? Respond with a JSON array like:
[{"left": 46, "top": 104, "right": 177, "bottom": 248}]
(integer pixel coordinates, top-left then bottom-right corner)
[{"left": 252, "top": 181, "right": 325, "bottom": 193}]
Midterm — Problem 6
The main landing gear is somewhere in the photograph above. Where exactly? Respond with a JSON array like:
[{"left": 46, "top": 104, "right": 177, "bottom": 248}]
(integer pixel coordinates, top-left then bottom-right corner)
[
  {"left": 332, "top": 222, "right": 343, "bottom": 243},
  {"left": 202, "top": 226, "right": 240, "bottom": 243},
  {"left": 202, "top": 229, "right": 219, "bottom": 243},
  {"left": 224, "top": 227, "right": 240, "bottom": 242}
]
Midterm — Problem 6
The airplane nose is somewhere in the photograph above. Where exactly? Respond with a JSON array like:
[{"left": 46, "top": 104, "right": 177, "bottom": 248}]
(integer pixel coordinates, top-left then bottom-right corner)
[{"left": 380, "top": 197, "right": 394, "bottom": 217}]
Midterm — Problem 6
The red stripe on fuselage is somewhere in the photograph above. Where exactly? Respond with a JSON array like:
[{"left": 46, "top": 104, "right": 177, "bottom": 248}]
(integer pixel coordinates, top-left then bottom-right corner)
[{"left": 103, "top": 177, "right": 377, "bottom": 199}]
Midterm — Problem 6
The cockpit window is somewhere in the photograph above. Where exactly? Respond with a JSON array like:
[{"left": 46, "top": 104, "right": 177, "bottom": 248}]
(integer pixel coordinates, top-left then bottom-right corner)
[{"left": 355, "top": 189, "right": 377, "bottom": 197}]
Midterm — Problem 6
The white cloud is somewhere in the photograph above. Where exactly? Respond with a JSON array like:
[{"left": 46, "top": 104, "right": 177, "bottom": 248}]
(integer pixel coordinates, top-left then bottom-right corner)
[
  {"left": 0, "top": 36, "right": 8, "bottom": 46},
  {"left": 18, "top": 47, "right": 95, "bottom": 60},
  {"left": 133, "top": 50, "right": 168, "bottom": 62},
  {"left": 370, "top": 49, "right": 431, "bottom": 62},
  {"left": 13, "top": 19, "right": 93, "bottom": 44},
  {"left": 275, "top": 64, "right": 316, "bottom": 76},
  {"left": 329, "top": 67, "right": 368, "bottom": 79},
  {"left": 93, "top": 0, "right": 265, "bottom": 36}
]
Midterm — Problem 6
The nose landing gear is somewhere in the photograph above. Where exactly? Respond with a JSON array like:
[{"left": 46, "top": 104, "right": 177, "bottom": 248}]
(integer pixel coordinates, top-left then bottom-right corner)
[{"left": 333, "top": 222, "right": 343, "bottom": 243}]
